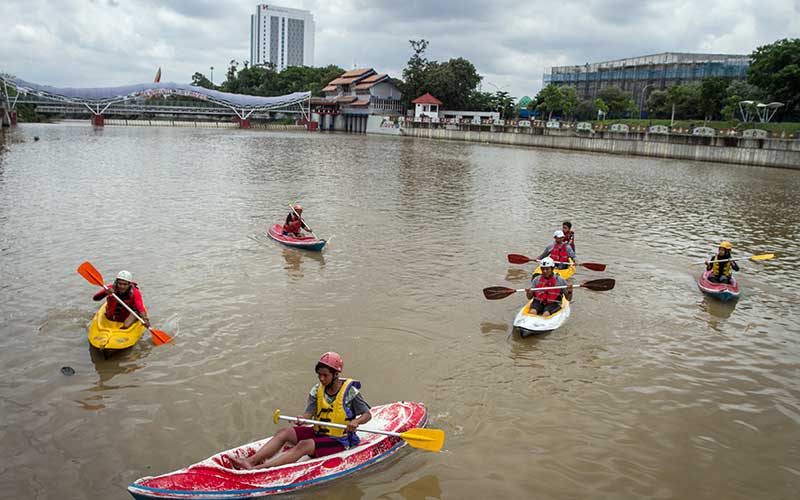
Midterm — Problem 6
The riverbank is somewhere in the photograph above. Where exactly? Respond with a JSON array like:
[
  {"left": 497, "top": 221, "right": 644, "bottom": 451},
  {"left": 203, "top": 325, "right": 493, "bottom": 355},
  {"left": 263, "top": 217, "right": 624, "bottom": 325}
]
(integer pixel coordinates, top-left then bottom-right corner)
[{"left": 399, "top": 122, "right": 800, "bottom": 169}]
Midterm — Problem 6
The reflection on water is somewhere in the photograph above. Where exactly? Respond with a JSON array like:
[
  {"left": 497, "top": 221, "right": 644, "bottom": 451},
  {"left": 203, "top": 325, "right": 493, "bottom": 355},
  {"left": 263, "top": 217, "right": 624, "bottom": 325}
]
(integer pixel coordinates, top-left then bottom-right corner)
[
  {"left": 88, "top": 344, "right": 148, "bottom": 389},
  {"left": 281, "top": 247, "right": 325, "bottom": 280},
  {"left": 376, "top": 473, "right": 442, "bottom": 500}
]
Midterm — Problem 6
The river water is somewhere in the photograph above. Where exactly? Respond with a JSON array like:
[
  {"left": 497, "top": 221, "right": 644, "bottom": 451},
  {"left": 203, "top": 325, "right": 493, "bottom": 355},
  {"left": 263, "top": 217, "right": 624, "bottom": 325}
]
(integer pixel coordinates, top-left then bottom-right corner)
[{"left": 1, "top": 123, "right": 799, "bottom": 500}]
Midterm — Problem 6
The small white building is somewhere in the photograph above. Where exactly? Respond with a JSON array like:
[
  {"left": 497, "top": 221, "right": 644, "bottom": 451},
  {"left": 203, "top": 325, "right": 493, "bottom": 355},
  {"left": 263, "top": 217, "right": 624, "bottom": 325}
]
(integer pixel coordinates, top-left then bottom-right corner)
[{"left": 413, "top": 93, "right": 442, "bottom": 120}]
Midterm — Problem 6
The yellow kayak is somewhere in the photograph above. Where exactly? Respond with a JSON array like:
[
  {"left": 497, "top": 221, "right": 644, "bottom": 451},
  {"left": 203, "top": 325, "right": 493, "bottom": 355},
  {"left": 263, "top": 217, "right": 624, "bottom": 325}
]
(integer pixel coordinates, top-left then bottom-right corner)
[
  {"left": 533, "top": 259, "right": 576, "bottom": 280},
  {"left": 87, "top": 303, "right": 145, "bottom": 350}
]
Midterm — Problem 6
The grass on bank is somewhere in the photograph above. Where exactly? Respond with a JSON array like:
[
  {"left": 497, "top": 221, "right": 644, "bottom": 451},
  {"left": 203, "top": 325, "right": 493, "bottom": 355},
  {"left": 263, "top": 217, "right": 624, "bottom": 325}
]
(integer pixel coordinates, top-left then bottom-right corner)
[{"left": 588, "top": 119, "right": 800, "bottom": 134}]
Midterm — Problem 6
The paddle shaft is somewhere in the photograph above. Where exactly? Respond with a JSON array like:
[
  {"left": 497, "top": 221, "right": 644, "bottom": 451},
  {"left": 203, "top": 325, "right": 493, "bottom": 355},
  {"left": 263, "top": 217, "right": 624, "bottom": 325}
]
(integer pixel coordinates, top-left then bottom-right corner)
[
  {"left": 276, "top": 414, "right": 404, "bottom": 439},
  {"left": 288, "top": 204, "right": 317, "bottom": 239},
  {"left": 692, "top": 254, "right": 771, "bottom": 264}
]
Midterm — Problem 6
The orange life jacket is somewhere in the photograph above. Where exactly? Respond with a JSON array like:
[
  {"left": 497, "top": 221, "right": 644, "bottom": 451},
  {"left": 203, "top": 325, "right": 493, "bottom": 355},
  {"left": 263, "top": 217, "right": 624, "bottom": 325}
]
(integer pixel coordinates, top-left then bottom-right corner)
[
  {"left": 549, "top": 242, "right": 570, "bottom": 263},
  {"left": 533, "top": 275, "right": 561, "bottom": 304}
]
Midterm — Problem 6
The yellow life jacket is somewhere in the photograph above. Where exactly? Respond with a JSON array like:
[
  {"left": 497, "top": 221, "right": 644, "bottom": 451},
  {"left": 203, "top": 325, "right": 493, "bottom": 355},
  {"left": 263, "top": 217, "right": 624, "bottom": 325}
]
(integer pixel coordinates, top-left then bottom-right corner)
[
  {"left": 711, "top": 256, "right": 732, "bottom": 276},
  {"left": 313, "top": 378, "right": 355, "bottom": 437}
]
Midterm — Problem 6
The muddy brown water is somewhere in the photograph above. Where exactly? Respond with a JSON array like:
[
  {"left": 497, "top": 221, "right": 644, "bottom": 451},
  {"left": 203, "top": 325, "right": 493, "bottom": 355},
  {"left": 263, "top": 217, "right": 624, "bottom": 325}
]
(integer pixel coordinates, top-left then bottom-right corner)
[{"left": 1, "top": 123, "right": 799, "bottom": 499}]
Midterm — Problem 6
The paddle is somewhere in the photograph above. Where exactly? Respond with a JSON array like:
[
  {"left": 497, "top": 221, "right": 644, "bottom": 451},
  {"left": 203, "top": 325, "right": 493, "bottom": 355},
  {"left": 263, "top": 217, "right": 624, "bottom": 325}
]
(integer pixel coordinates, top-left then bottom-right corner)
[
  {"left": 272, "top": 409, "right": 444, "bottom": 452},
  {"left": 507, "top": 253, "right": 606, "bottom": 272},
  {"left": 483, "top": 278, "right": 616, "bottom": 300},
  {"left": 691, "top": 253, "right": 775, "bottom": 265},
  {"left": 77, "top": 262, "right": 173, "bottom": 345},
  {"left": 288, "top": 203, "right": 318, "bottom": 240}
]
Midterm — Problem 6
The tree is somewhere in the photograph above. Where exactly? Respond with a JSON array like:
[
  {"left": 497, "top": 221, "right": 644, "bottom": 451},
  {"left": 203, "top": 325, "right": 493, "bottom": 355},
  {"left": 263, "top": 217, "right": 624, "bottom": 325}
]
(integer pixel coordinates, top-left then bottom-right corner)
[
  {"left": 560, "top": 86, "right": 580, "bottom": 121},
  {"left": 664, "top": 83, "right": 702, "bottom": 120},
  {"left": 191, "top": 72, "right": 214, "bottom": 89},
  {"left": 721, "top": 80, "right": 766, "bottom": 121},
  {"left": 597, "top": 86, "right": 637, "bottom": 119},
  {"left": 699, "top": 77, "right": 730, "bottom": 121},
  {"left": 646, "top": 89, "right": 669, "bottom": 118},
  {"left": 400, "top": 39, "right": 430, "bottom": 109},
  {"left": 747, "top": 38, "right": 800, "bottom": 118},
  {"left": 534, "top": 84, "right": 564, "bottom": 120}
]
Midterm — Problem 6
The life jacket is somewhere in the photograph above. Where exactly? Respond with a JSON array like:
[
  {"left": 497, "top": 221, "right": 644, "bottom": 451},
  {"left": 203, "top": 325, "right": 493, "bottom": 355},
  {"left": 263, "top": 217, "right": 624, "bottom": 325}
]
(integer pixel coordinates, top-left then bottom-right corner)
[
  {"left": 105, "top": 283, "right": 143, "bottom": 322},
  {"left": 549, "top": 242, "right": 570, "bottom": 264},
  {"left": 284, "top": 213, "right": 302, "bottom": 234},
  {"left": 533, "top": 275, "right": 561, "bottom": 304},
  {"left": 564, "top": 230, "right": 575, "bottom": 249},
  {"left": 711, "top": 255, "right": 732, "bottom": 277},
  {"left": 313, "top": 378, "right": 359, "bottom": 438}
]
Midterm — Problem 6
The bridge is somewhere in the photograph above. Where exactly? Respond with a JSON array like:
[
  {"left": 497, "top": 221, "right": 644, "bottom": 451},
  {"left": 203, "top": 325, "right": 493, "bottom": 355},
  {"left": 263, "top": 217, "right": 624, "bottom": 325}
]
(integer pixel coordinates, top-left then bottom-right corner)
[{"left": 1, "top": 76, "right": 312, "bottom": 128}]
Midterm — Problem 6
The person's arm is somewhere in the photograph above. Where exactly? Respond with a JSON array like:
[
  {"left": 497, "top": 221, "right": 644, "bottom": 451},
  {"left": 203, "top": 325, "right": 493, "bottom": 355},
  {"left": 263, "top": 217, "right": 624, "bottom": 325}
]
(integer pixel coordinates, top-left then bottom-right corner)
[
  {"left": 731, "top": 260, "right": 739, "bottom": 271},
  {"left": 537, "top": 244, "right": 552, "bottom": 261},
  {"left": 92, "top": 285, "right": 111, "bottom": 301},
  {"left": 346, "top": 393, "right": 372, "bottom": 433},
  {"left": 559, "top": 277, "right": 573, "bottom": 301},
  {"left": 132, "top": 288, "right": 150, "bottom": 327},
  {"left": 705, "top": 255, "right": 714, "bottom": 270},
  {"left": 526, "top": 276, "right": 540, "bottom": 300},
  {"left": 567, "top": 245, "right": 576, "bottom": 260}
]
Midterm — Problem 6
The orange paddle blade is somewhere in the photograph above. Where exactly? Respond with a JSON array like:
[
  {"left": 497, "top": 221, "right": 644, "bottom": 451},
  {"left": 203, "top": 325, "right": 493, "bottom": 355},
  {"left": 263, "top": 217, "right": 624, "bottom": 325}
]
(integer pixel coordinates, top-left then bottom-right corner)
[
  {"left": 507, "top": 254, "right": 533, "bottom": 264},
  {"left": 149, "top": 328, "right": 173, "bottom": 345},
  {"left": 77, "top": 261, "right": 105, "bottom": 287}
]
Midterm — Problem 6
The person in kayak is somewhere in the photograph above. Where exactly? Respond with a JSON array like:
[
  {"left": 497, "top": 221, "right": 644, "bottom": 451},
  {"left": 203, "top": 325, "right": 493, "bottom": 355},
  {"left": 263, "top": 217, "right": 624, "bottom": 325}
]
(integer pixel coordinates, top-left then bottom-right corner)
[
  {"left": 283, "top": 204, "right": 312, "bottom": 237},
  {"left": 92, "top": 270, "right": 150, "bottom": 329},
  {"left": 705, "top": 241, "right": 739, "bottom": 284},
  {"left": 230, "top": 352, "right": 372, "bottom": 470},
  {"left": 562, "top": 221, "right": 575, "bottom": 251},
  {"left": 526, "top": 258, "right": 573, "bottom": 316},
  {"left": 537, "top": 230, "right": 576, "bottom": 269}
]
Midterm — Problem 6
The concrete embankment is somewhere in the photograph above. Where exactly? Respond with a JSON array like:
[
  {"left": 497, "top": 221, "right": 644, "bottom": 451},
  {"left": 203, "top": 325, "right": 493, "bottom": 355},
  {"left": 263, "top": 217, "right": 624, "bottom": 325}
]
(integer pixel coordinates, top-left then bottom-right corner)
[
  {"left": 400, "top": 126, "right": 800, "bottom": 170},
  {"left": 103, "top": 119, "right": 305, "bottom": 131}
]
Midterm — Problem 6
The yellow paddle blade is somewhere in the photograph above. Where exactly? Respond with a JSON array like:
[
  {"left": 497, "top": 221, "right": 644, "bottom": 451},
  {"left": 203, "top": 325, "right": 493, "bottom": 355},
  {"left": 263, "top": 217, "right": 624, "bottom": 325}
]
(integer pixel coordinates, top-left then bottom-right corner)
[
  {"left": 750, "top": 253, "right": 775, "bottom": 261},
  {"left": 273, "top": 409, "right": 281, "bottom": 424},
  {"left": 399, "top": 428, "right": 445, "bottom": 452}
]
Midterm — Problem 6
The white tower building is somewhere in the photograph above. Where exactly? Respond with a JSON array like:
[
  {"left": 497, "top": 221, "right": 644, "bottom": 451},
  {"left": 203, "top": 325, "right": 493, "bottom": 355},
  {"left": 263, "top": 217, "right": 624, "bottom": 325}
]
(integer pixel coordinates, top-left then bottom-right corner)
[{"left": 250, "top": 4, "right": 315, "bottom": 71}]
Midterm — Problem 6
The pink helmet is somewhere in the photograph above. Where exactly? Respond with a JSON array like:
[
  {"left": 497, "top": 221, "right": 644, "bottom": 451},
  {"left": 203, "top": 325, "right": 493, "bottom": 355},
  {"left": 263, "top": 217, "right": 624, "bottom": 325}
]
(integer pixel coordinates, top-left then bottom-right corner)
[{"left": 318, "top": 352, "right": 343, "bottom": 372}]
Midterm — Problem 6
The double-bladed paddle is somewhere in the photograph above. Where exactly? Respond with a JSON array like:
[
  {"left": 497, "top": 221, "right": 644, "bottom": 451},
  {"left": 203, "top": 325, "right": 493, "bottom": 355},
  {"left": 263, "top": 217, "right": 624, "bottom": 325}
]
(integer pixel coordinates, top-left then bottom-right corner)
[
  {"left": 288, "top": 203, "right": 319, "bottom": 240},
  {"left": 272, "top": 410, "right": 444, "bottom": 452},
  {"left": 691, "top": 253, "right": 775, "bottom": 265},
  {"left": 483, "top": 278, "right": 616, "bottom": 300},
  {"left": 507, "top": 253, "right": 606, "bottom": 271},
  {"left": 77, "top": 261, "right": 173, "bottom": 345}
]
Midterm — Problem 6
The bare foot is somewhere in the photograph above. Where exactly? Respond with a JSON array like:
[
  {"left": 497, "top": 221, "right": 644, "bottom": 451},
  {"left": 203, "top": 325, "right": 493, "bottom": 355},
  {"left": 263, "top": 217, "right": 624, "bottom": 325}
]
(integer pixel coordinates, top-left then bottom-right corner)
[{"left": 229, "top": 456, "right": 253, "bottom": 470}]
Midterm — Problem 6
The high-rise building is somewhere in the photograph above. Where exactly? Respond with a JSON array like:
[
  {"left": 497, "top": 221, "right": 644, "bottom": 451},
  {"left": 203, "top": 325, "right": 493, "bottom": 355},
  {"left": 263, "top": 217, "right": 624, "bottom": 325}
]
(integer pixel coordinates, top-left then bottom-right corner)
[{"left": 250, "top": 4, "right": 315, "bottom": 71}]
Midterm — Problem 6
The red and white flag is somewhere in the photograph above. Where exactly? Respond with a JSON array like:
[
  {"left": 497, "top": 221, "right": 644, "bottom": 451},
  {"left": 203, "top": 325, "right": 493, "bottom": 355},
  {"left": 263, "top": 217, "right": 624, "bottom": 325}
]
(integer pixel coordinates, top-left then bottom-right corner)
[{"left": 154, "top": 67, "right": 162, "bottom": 83}]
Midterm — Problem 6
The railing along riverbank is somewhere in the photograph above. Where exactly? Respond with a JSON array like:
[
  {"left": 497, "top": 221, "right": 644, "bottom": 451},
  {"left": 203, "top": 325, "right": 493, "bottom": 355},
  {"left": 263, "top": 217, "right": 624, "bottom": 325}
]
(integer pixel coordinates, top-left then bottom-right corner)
[
  {"left": 397, "top": 118, "right": 800, "bottom": 170},
  {"left": 100, "top": 119, "right": 306, "bottom": 131}
]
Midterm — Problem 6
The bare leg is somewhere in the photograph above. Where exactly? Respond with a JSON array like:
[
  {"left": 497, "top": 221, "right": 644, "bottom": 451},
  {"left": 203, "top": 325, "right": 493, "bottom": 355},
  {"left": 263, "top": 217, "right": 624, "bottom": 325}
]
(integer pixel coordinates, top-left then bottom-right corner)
[
  {"left": 121, "top": 314, "right": 137, "bottom": 330},
  {"left": 231, "top": 427, "right": 299, "bottom": 470},
  {"left": 252, "top": 439, "right": 315, "bottom": 469}
]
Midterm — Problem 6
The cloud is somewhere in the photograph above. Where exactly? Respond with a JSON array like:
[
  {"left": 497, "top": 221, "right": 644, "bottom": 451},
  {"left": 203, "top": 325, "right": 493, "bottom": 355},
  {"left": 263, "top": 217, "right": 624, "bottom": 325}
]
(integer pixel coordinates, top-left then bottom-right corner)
[{"left": 0, "top": 0, "right": 797, "bottom": 99}]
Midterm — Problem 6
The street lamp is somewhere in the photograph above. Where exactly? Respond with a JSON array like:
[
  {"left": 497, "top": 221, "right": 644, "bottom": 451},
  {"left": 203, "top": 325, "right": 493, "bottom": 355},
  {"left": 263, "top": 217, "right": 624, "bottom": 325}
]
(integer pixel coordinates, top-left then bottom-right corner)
[
  {"left": 639, "top": 83, "right": 654, "bottom": 119},
  {"left": 210, "top": 66, "right": 214, "bottom": 86}
]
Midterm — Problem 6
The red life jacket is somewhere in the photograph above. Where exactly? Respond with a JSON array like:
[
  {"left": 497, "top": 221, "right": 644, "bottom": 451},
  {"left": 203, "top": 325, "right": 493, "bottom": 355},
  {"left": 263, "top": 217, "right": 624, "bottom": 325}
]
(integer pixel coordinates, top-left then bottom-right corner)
[
  {"left": 549, "top": 242, "right": 570, "bottom": 263},
  {"left": 533, "top": 275, "right": 561, "bottom": 304},
  {"left": 564, "top": 230, "right": 575, "bottom": 249},
  {"left": 284, "top": 214, "right": 302, "bottom": 234},
  {"left": 105, "top": 283, "right": 143, "bottom": 322}
]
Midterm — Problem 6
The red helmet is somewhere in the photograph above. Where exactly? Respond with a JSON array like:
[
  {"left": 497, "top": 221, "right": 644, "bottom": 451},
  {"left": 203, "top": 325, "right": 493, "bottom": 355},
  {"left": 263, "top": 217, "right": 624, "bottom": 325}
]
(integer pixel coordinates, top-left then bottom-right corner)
[
  {"left": 318, "top": 352, "right": 343, "bottom": 372},
  {"left": 293, "top": 204, "right": 303, "bottom": 213}
]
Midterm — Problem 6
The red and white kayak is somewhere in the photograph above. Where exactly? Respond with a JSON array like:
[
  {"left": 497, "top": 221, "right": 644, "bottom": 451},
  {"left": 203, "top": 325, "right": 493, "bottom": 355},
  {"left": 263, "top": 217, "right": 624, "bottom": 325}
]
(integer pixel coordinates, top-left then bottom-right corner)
[
  {"left": 698, "top": 270, "right": 740, "bottom": 302},
  {"left": 266, "top": 224, "right": 326, "bottom": 251},
  {"left": 128, "top": 402, "right": 427, "bottom": 499}
]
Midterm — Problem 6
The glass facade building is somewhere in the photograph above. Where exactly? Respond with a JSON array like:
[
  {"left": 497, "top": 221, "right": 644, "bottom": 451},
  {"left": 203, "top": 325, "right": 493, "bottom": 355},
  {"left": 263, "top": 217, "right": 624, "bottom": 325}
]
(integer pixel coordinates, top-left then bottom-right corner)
[{"left": 250, "top": 4, "right": 315, "bottom": 71}]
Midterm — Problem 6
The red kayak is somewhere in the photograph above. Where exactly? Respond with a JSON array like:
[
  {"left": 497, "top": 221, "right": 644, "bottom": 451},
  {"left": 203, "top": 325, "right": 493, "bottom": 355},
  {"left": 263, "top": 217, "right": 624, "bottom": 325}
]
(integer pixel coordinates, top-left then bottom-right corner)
[
  {"left": 698, "top": 270, "right": 740, "bottom": 302},
  {"left": 266, "top": 224, "right": 326, "bottom": 251},
  {"left": 128, "top": 402, "right": 428, "bottom": 499}
]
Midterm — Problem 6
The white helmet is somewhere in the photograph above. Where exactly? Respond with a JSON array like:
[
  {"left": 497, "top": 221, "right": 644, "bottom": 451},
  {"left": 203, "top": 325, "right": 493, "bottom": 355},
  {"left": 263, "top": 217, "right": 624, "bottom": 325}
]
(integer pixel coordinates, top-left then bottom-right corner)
[
  {"left": 540, "top": 257, "right": 556, "bottom": 268},
  {"left": 553, "top": 230, "right": 565, "bottom": 238},
  {"left": 116, "top": 270, "right": 133, "bottom": 282}
]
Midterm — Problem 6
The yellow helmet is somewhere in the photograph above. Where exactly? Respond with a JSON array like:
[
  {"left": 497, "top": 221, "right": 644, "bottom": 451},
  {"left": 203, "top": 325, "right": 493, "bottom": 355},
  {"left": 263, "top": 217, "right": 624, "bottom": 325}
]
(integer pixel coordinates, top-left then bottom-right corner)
[{"left": 719, "top": 241, "right": 733, "bottom": 250}]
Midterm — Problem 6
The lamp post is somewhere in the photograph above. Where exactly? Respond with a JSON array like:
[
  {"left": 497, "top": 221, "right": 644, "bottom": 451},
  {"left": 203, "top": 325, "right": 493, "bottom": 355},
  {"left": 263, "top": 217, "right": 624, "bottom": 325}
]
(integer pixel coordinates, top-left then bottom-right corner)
[
  {"left": 639, "top": 83, "right": 654, "bottom": 120},
  {"left": 210, "top": 66, "right": 214, "bottom": 86}
]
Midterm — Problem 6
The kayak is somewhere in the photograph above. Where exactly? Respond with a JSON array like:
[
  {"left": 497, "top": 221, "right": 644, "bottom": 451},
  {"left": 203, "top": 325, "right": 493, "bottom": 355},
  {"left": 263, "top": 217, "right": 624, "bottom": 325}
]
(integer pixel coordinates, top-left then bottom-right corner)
[
  {"left": 128, "top": 401, "right": 428, "bottom": 499},
  {"left": 87, "top": 303, "right": 145, "bottom": 350},
  {"left": 698, "top": 270, "right": 740, "bottom": 302},
  {"left": 533, "top": 259, "right": 576, "bottom": 280},
  {"left": 513, "top": 296, "right": 570, "bottom": 336},
  {"left": 267, "top": 224, "right": 326, "bottom": 251}
]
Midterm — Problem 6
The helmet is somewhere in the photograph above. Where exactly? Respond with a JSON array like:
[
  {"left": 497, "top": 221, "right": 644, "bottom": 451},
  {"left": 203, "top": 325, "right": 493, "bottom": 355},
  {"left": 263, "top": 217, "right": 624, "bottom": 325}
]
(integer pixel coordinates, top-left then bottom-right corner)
[
  {"left": 293, "top": 204, "right": 303, "bottom": 213},
  {"left": 116, "top": 270, "right": 133, "bottom": 282},
  {"left": 540, "top": 257, "right": 556, "bottom": 268},
  {"left": 318, "top": 352, "right": 343, "bottom": 372},
  {"left": 719, "top": 241, "right": 733, "bottom": 250},
  {"left": 553, "top": 230, "right": 565, "bottom": 238}
]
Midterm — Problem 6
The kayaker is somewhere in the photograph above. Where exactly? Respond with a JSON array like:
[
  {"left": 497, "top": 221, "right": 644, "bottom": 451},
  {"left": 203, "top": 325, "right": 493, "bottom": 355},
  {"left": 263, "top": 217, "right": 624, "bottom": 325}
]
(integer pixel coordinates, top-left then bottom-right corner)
[
  {"left": 705, "top": 241, "right": 739, "bottom": 284},
  {"left": 283, "top": 204, "right": 312, "bottom": 237},
  {"left": 230, "top": 352, "right": 372, "bottom": 470},
  {"left": 92, "top": 270, "right": 150, "bottom": 329},
  {"left": 562, "top": 221, "right": 575, "bottom": 251},
  {"left": 537, "top": 230, "right": 577, "bottom": 269},
  {"left": 526, "top": 258, "right": 573, "bottom": 316}
]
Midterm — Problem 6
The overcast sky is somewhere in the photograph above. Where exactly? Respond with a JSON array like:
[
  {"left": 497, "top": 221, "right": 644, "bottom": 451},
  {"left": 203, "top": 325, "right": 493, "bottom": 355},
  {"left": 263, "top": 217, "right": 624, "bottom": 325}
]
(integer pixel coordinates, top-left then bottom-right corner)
[{"left": 1, "top": 0, "right": 798, "bottom": 99}]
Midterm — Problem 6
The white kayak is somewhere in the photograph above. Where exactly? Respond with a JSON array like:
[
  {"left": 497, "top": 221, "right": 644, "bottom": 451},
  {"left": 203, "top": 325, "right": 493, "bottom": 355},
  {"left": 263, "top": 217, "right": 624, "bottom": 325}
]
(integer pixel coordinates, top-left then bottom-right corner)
[{"left": 512, "top": 296, "right": 570, "bottom": 336}]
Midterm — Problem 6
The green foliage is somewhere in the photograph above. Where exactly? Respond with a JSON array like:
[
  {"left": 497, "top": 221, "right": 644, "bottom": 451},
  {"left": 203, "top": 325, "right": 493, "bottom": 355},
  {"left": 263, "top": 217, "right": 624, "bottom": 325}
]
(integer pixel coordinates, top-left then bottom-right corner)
[
  {"left": 597, "top": 86, "right": 637, "bottom": 119},
  {"left": 748, "top": 38, "right": 800, "bottom": 118},
  {"left": 534, "top": 84, "right": 563, "bottom": 120},
  {"left": 699, "top": 77, "right": 730, "bottom": 120},
  {"left": 196, "top": 63, "right": 345, "bottom": 97},
  {"left": 399, "top": 40, "right": 484, "bottom": 110}
]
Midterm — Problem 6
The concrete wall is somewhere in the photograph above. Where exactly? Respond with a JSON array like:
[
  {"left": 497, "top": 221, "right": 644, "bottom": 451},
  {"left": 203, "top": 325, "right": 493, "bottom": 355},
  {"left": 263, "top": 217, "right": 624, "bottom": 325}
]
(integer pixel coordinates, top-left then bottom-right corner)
[
  {"left": 401, "top": 126, "right": 800, "bottom": 170},
  {"left": 366, "top": 115, "right": 402, "bottom": 136}
]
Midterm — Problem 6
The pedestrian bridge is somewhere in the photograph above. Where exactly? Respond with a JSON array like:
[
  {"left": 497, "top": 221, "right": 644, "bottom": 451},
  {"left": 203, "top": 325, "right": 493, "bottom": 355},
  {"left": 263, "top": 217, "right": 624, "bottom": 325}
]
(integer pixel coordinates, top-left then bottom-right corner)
[{"left": 0, "top": 75, "right": 311, "bottom": 127}]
